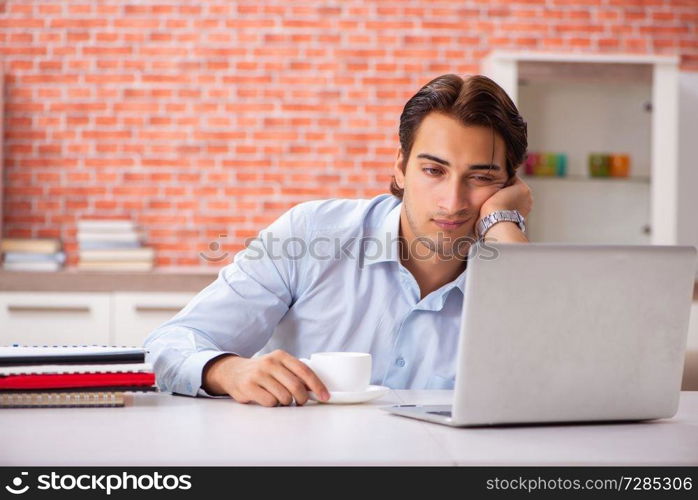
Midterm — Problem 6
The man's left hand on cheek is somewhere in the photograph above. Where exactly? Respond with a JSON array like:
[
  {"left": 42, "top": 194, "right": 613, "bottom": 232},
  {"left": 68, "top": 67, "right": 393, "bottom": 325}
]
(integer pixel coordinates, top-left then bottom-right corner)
[{"left": 479, "top": 175, "right": 533, "bottom": 220}]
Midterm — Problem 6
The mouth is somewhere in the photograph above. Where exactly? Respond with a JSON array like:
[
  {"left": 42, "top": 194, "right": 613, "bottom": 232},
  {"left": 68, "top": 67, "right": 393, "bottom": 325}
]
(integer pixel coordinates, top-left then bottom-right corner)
[{"left": 432, "top": 219, "right": 468, "bottom": 231}]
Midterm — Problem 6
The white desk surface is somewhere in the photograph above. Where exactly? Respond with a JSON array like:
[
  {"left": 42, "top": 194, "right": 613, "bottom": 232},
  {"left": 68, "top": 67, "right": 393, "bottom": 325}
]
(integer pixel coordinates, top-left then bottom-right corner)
[{"left": 2, "top": 391, "right": 697, "bottom": 466}]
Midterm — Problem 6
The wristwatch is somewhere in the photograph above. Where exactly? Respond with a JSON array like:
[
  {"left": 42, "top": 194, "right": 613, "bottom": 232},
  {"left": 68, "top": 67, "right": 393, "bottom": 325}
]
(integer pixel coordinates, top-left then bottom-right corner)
[{"left": 476, "top": 210, "right": 526, "bottom": 239}]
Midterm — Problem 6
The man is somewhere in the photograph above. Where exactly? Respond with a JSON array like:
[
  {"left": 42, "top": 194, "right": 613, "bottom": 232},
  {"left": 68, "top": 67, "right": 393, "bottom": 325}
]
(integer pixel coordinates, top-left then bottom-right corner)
[{"left": 144, "top": 74, "right": 532, "bottom": 407}]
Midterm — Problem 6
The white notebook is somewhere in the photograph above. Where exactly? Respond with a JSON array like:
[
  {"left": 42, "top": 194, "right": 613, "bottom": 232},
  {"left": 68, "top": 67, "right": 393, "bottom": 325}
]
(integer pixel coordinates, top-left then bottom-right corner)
[{"left": 0, "top": 363, "right": 153, "bottom": 376}]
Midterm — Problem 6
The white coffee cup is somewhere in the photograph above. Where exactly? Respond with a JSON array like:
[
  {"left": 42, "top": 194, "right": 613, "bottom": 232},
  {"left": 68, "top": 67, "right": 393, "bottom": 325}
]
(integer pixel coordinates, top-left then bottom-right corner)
[{"left": 300, "top": 352, "right": 372, "bottom": 392}]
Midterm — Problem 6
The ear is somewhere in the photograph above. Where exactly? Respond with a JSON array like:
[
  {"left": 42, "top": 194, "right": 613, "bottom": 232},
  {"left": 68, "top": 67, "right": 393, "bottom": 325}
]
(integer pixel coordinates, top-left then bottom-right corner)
[{"left": 393, "top": 148, "right": 406, "bottom": 190}]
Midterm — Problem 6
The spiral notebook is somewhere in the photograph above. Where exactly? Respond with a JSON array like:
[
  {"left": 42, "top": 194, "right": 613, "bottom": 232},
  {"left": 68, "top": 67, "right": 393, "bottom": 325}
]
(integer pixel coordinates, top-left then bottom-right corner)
[{"left": 0, "top": 391, "right": 125, "bottom": 408}]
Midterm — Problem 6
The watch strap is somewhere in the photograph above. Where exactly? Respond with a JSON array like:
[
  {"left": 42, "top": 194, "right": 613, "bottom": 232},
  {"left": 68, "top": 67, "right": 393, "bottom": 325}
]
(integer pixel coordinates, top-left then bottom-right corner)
[{"left": 476, "top": 210, "right": 526, "bottom": 239}]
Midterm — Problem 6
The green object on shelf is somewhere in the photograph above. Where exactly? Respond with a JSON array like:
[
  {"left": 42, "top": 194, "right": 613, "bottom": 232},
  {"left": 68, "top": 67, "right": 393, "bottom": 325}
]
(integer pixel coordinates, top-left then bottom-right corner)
[{"left": 589, "top": 153, "right": 609, "bottom": 177}]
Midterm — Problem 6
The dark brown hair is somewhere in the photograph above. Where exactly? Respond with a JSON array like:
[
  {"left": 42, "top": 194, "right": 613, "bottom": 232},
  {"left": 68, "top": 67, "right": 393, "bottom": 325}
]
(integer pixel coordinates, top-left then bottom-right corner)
[{"left": 390, "top": 74, "right": 527, "bottom": 199}]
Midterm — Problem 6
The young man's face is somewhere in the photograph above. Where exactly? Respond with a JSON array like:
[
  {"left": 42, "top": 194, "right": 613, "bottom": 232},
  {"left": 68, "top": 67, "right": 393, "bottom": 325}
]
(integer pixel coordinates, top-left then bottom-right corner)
[{"left": 393, "top": 112, "right": 509, "bottom": 257}]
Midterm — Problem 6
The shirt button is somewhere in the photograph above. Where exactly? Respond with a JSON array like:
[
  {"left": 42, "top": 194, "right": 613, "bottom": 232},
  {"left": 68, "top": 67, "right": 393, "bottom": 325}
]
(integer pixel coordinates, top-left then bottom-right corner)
[{"left": 395, "top": 357, "right": 405, "bottom": 367}]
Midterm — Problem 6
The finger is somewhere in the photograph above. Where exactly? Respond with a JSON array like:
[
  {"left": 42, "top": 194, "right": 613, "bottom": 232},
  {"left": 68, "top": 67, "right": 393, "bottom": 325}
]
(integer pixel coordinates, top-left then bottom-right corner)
[
  {"left": 280, "top": 354, "right": 330, "bottom": 400},
  {"left": 246, "top": 383, "right": 281, "bottom": 407},
  {"left": 258, "top": 374, "right": 295, "bottom": 406},
  {"left": 270, "top": 364, "right": 311, "bottom": 406}
]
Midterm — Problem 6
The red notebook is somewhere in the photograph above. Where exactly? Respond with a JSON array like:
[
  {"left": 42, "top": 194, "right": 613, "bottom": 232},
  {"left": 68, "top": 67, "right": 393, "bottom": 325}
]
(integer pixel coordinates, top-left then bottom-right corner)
[{"left": 0, "top": 372, "right": 155, "bottom": 390}]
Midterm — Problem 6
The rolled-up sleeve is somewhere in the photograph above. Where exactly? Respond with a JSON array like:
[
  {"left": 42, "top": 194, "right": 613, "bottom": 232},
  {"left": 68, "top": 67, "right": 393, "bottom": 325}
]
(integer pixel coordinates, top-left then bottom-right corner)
[{"left": 144, "top": 206, "right": 305, "bottom": 397}]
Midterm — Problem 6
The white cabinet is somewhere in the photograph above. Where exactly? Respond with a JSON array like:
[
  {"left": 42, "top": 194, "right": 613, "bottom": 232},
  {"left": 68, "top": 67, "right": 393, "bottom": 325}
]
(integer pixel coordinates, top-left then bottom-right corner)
[
  {"left": 112, "top": 292, "right": 196, "bottom": 346},
  {"left": 0, "top": 291, "right": 196, "bottom": 346},
  {"left": 483, "top": 52, "right": 682, "bottom": 246},
  {"left": 523, "top": 177, "right": 651, "bottom": 244},
  {"left": 0, "top": 292, "right": 111, "bottom": 345}
]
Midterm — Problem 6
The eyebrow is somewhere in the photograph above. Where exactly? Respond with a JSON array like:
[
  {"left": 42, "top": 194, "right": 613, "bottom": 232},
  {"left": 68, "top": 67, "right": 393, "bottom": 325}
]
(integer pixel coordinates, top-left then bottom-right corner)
[{"left": 416, "top": 153, "right": 501, "bottom": 171}]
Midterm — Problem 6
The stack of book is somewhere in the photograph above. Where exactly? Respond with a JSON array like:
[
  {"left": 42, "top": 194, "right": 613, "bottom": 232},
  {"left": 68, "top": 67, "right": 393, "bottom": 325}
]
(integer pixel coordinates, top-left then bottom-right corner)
[
  {"left": 77, "top": 219, "right": 154, "bottom": 272},
  {"left": 0, "top": 346, "right": 157, "bottom": 408},
  {"left": 1, "top": 238, "right": 65, "bottom": 272}
]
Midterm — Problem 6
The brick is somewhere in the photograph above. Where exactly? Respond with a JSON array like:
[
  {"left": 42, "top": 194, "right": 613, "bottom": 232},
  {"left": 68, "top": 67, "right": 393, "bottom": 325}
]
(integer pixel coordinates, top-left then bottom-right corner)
[
  {"left": 599, "top": 38, "right": 621, "bottom": 49},
  {"left": 8, "top": 60, "right": 33, "bottom": 71},
  {"left": 49, "top": 18, "right": 107, "bottom": 28},
  {"left": 38, "top": 144, "right": 61, "bottom": 156},
  {"left": 82, "top": 46, "right": 133, "bottom": 57},
  {"left": 113, "top": 18, "right": 161, "bottom": 29},
  {"left": 0, "top": 18, "right": 44, "bottom": 28},
  {"left": 67, "top": 3, "right": 92, "bottom": 15},
  {"left": 569, "top": 38, "right": 593, "bottom": 47},
  {"left": 639, "top": 26, "right": 690, "bottom": 36},
  {"left": 23, "top": 73, "right": 78, "bottom": 84},
  {"left": 66, "top": 172, "right": 90, "bottom": 183},
  {"left": 2, "top": 49, "right": 45, "bottom": 62},
  {"left": 38, "top": 3, "right": 62, "bottom": 15},
  {"left": 555, "top": 23, "right": 605, "bottom": 34},
  {"left": 651, "top": 12, "right": 676, "bottom": 22},
  {"left": 9, "top": 33, "right": 34, "bottom": 44}
]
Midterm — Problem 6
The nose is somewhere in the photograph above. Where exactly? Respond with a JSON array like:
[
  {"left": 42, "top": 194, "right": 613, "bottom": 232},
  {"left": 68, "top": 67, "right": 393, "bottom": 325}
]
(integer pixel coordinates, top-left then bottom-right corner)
[{"left": 437, "top": 178, "right": 471, "bottom": 216}]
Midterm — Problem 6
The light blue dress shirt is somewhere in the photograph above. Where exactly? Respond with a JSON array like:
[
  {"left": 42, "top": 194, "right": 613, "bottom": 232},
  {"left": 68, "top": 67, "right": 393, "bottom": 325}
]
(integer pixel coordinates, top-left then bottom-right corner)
[{"left": 144, "top": 194, "right": 466, "bottom": 397}]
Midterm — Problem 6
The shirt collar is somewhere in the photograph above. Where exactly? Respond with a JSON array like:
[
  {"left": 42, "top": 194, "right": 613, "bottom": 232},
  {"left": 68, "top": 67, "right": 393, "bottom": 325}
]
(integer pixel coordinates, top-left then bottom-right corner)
[{"left": 362, "top": 202, "right": 402, "bottom": 267}]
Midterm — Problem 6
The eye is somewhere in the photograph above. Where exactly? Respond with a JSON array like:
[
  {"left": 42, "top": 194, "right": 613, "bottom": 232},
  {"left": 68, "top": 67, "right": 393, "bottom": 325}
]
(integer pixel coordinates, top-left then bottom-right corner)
[
  {"left": 422, "top": 166, "right": 443, "bottom": 176},
  {"left": 472, "top": 175, "right": 494, "bottom": 183}
]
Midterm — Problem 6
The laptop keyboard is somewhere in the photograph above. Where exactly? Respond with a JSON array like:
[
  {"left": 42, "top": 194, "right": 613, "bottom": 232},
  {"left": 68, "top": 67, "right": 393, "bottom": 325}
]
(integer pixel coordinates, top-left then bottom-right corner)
[{"left": 427, "top": 410, "right": 452, "bottom": 417}]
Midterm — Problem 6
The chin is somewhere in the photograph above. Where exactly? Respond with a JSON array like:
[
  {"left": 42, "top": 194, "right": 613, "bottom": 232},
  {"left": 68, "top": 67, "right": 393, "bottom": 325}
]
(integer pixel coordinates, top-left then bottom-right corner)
[
  {"left": 432, "top": 226, "right": 475, "bottom": 241},
  {"left": 421, "top": 231, "right": 474, "bottom": 257}
]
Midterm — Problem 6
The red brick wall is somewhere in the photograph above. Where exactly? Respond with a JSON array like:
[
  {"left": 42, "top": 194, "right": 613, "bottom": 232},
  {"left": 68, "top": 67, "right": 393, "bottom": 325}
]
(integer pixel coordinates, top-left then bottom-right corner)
[{"left": 2, "top": 0, "right": 697, "bottom": 267}]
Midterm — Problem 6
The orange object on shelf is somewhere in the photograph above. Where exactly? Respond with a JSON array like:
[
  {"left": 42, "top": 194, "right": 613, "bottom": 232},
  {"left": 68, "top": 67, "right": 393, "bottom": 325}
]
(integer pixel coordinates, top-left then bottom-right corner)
[{"left": 609, "top": 154, "right": 630, "bottom": 177}]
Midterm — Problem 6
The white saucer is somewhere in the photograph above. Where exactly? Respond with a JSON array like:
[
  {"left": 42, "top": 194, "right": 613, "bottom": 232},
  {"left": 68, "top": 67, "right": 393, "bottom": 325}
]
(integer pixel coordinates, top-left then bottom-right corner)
[{"left": 308, "top": 385, "right": 390, "bottom": 404}]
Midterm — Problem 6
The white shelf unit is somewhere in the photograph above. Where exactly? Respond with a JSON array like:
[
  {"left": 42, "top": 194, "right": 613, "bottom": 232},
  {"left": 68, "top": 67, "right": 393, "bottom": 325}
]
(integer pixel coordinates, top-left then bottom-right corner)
[{"left": 483, "top": 52, "right": 680, "bottom": 245}]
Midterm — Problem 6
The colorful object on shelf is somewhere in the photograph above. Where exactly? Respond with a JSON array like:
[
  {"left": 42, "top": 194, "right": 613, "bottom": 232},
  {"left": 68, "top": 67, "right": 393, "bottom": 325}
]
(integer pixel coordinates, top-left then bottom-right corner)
[
  {"left": 589, "top": 153, "right": 610, "bottom": 177},
  {"left": 524, "top": 152, "right": 539, "bottom": 176},
  {"left": 524, "top": 152, "right": 567, "bottom": 177},
  {"left": 534, "top": 153, "right": 556, "bottom": 176},
  {"left": 609, "top": 154, "right": 630, "bottom": 177},
  {"left": 555, "top": 154, "right": 567, "bottom": 177}
]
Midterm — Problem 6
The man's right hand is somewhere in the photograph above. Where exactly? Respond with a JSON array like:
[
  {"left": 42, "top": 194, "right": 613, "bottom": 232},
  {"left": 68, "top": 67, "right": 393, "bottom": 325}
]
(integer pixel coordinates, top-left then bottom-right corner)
[{"left": 202, "top": 350, "right": 330, "bottom": 407}]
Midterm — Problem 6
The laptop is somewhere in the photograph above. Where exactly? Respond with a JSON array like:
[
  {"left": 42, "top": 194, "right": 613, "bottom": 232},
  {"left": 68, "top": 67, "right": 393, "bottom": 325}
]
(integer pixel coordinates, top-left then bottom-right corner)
[{"left": 382, "top": 243, "right": 697, "bottom": 427}]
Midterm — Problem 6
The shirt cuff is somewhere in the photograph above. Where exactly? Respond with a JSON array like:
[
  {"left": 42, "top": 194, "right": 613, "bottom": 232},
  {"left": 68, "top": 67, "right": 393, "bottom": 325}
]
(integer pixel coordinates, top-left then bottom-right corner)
[
  {"left": 196, "top": 387, "right": 230, "bottom": 398},
  {"left": 177, "top": 350, "right": 238, "bottom": 398}
]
